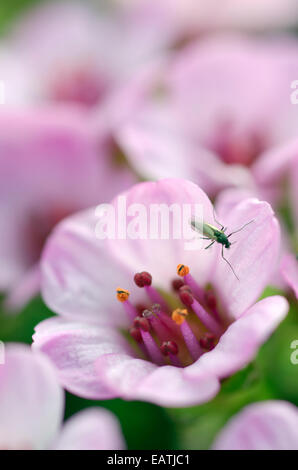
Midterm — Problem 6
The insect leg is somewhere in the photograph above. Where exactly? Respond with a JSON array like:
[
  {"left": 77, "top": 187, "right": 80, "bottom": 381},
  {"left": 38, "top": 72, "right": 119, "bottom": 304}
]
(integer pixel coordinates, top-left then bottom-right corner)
[
  {"left": 227, "top": 220, "right": 254, "bottom": 238},
  {"left": 205, "top": 241, "right": 215, "bottom": 250},
  {"left": 221, "top": 245, "right": 239, "bottom": 280},
  {"left": 213, "top": 207, "right": 225, "bottom": 231}
]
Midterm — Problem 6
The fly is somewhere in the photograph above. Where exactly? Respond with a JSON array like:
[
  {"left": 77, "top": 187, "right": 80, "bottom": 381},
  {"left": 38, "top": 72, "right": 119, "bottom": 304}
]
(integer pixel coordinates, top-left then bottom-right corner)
[{"left": 190, "top": 213, "right": 254, "bottom": 280}]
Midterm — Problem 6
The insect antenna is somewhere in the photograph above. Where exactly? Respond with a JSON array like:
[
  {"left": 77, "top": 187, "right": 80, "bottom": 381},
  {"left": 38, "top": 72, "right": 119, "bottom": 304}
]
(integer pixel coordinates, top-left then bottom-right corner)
[
  {"left": 227, "top": 219, "right": 254, "bottom": 238},
  {"left": 213, "top": 207, "right": 224, "bottom": 231},
  {"left": 221, "top": 245, "right": 239, "bottom": 280}
]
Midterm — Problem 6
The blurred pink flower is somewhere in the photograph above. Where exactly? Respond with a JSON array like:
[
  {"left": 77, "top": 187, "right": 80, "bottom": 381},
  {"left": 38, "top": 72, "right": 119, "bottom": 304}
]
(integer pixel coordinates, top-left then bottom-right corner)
[
  {"left": 113, "top": 35, "right": 298, "bottom": 293},
  {"left": 212, "top": 401, "right": 298, "bottom": 450},
  {"left": 33, "top": 179, "right": 287, "bottom": 407},
  {"left": 114, "top": 36, "right": 298, "bottom": 199},
  {"left": 0, "top": 343, "right": 125, "bottom": 450},
  {"left": 253, "top": 143, "right": 298, "bottom": 294},
  {"left": 117, "top": 0, "right": 298, "bottom": 37},
  {"left": 0, "top": 107, "right": 135, "bottom": 309},
  {"left": 2, "top": 0, "right": 170, "bottom": 108}
]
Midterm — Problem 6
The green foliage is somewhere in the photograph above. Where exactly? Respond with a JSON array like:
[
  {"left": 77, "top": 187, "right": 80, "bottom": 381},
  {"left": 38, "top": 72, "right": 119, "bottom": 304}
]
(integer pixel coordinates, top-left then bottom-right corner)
[
  {"left": 0, "top": 295, "right": 53, "bottom": 344},
  {"left": 0, "top": 0, "right": 43, "bottom": 34},
  {"left": 65, "top": 393, "right": 178, "bottom": 450}
]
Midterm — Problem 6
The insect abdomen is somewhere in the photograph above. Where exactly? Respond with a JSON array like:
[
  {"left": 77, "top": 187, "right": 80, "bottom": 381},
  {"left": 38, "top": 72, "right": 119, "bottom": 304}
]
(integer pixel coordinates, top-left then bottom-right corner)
[{"left": 202, "top": 223, "right": 217, "bottom": 240}]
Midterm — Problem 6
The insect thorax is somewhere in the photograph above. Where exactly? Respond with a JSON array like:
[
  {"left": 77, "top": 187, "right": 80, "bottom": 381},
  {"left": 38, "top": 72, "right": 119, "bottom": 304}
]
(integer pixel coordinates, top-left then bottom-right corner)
[{"left": 215, "top": 231, "right": 230, "bottom": 247}]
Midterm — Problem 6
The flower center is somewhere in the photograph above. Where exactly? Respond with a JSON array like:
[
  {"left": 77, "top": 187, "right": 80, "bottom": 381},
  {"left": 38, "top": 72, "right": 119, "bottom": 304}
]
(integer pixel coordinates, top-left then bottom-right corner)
[
  {"left": 209, "top": 121, "right": 265, "bottom": 167},
  {"left": 49, "top": 65, "right": 107, "bottom": 108},
  {"left": 116, "top": 265, "right": 229, "bottom": 368}
]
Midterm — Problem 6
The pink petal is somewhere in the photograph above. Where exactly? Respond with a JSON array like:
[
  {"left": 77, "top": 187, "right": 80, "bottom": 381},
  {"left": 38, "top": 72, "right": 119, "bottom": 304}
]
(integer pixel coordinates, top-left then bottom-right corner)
[
  {"left": 40, "top": 209, "right": 142, "bottom": 326},
  {"left": 168, "top": 36, "right": 280, "bottom": 147},
  {"left": 96, "top": 353, "right": 220, "bottom": 407},
  {"left": 186, "top": 296, "right": 288, "bottom": 380},
  {"left": 135, "top": 365, "right": 220, "bottom": 407},
  {"left": 54, "top": 408, "right": 125, "bottom": 450},
  {"left": 32, "top": 317, "right": 132, "bottom": 400},
  {"left": 253, "top": 138, "right": 298, "bottom": 185},
  {"left": 4, "top": 264, "right": 40, "bottom": 312},
  {"left": 213, "top": 197, "right": 281, "bottom": 318},
  {"left": 0, "top": 343, "right": 63, "bottom": 450},
  {"left": 107, "top": 178, "right": 216, "bottom": 290},
  {"left": 212, "top": 401, "right": 298, "bottom": 450},
  {"left": 281, "top": 254, "right": 298, "bottom": 299},
  {"left": 0, "top": 107, "right": 131, "bottom": 301},
  {"left": 116, "top": 102, "right": 253, "bottom": 196}
]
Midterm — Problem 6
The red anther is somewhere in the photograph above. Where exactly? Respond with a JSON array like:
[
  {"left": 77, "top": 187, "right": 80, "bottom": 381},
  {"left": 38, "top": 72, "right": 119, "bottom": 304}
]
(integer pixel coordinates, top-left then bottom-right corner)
[
  {"left": 172, "top": 279, "right": 184, "bottom": 291},
  {"left": 136, "top": 303, "right": 148, "bottom": 314},
  {"left": 134, "top": 272, "right": 152, "bottom": 287},
  {"left": 130, "top": 327, "right": 142, "bottom": 343},
  {"left": 179, "top": 287, "right": 194, "bottom": 307},
  {"left": 160, "top": 341, "right": 179, "bottom": 356},
  {"left": 204, "top": 291, "right": 217, "bottom": 309},
  {"left": 133, "top": 316, "right": 151, "bottom": 332},
  {"left": 199, "top": 333, "right": 216, "bottom": 351},
  {"left": 179, "top": 285, "right": 192, "bottom": 293}
]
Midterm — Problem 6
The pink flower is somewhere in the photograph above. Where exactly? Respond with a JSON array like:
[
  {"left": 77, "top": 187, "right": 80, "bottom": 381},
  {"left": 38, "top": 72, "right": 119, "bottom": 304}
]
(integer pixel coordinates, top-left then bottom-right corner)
[
  {"left": 212, "top": 401, "right": 298, "bottom": 450},
  {"left": 254, "top": 142, "right": 298, "bottom": 294},
  {"left": 113, "top": 35, "right": 298, "bottom": 292},
  {"left": 115, "top": 36, "right": 298, "bottom": 197},
  {"left": 3, "top": 1, "right": 169, "bottom": 108},
  {"left": 0, "top": 343, "right": 125, "bottom": 450},
  {"left": 33, "top": 179, "right": 288, "bottom": 407},
  {"left": 115, "top": 0, "right": 298, "bottom": 43},
  {"left": 0, "top": 107, "right": 134, "bottom": 309}
]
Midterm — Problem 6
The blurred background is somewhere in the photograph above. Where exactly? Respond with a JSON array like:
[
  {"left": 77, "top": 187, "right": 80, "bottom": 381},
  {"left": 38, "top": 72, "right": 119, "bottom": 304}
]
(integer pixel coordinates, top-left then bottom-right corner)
[{"left": 0, "top": 0, "right": 298, "bottom": 450}]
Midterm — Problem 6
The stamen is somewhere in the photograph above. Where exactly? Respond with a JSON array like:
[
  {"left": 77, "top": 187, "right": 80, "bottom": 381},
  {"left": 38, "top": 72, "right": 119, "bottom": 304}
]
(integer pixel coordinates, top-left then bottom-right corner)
[
  {"left": 199, "top": 333, "right": 217, "bottom": 351},
  {"left": 172, "top": 309, "right": 202, "bottom": 360},
  {"left": 136, "top": 303, "right": 148, "bottom": 314},
  {"left": 133, "top": 316, "right": 151, "bottom": 332},
  {"left": 191, "top": 298, "right": 222, "bottom": 337},
  {"left": 178, "top": 287, "right": 221, "bottom": 336},
  {"left": 177, "top": 264, "right": 204, "bottom": 302},
  {"left": 129, "top": 326, "right": 147, "bottom": 357},
  {"left": 151, "top": 304, "right": 180, "bottom": 336},
  {"left": 177, "top": 264, "right": 189, "bottom": 277},
  {"left": 160, "top": 340, "right": 178, "bottom": 355},
  {"left": 134, "top": 272, "right": 152, "bottom": 287},
  {"left": 134, "top": 272, "right": 168, "bottom": 311},
  {"left": 172, "top": 278, "right": 184, "bottom": 291},
  {"left": 116, "top": 288, "right": 137, "bottom": 321},
  {"left": 178, "top": 286, "right": 194, "bottom": 307},
  {"left": 129, "top": 327, "right": 142, "bottom": 343},
  {"left": 140, "top": 330, "right": 164, "bottom": 365},
  {"left": 204, "top": 290, "right": 221, "bottom": 323},
  {"left": 116, "top": 288, "right": 130, "bottom": 302},
  {"left": 160, "top": 341, "right": 181, "bottom": 367},
  {"left": 142, "top": 308, "right": 170, "bottom": 340},
  {"left": 145, "top": 285, "right": 168, "bottom": 311}
]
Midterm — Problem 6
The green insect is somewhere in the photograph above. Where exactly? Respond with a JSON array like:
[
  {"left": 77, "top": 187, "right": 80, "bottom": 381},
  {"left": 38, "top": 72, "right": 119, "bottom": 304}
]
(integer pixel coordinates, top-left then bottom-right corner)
[{"left": 190, "top": 214, "right": 254, "bottom": 280}]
